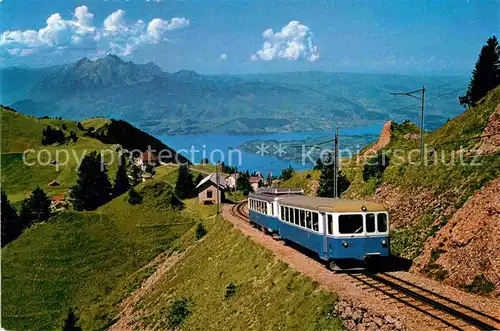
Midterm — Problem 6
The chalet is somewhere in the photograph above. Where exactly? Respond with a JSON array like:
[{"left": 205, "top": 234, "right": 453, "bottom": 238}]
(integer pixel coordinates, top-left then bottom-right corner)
[
  {"left": 196, "top": 173, "right": 226, "bottom": 205},
  {"left": 249, "top": 175, "right": 263, "bottom": 192},
  {"left": 51, "top": 194, "right": 67, "bottom": 212},
  {"left": 225, "top": 173, "right": 239, "bottom": 190},
  {"left": 136, "top": 151, "right": 158, "bottom": 170}
]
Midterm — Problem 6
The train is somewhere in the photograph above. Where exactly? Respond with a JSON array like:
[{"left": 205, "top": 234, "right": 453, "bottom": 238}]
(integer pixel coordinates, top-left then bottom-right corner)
[{"left": 248, "top": 188, "right": 389, "bottom": 271}]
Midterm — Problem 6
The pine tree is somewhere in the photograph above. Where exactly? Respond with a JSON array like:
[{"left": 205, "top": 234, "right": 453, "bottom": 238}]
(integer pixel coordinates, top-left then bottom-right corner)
[
  {"left": 313, "top": 157, "right": 324, "bottom": 170},
  {"left": 62, "top": 308, "right": 82, "bottom": 331},
  {"left": 317, "top": 153, "right": 350, "bottom": 197},
  {"left": 114, "top": 155, "right": 130, "bottom": 196},
  {"left": 175, "top": 165, "right": 195, "bottom": 199},
  {"left": 70, "top": 151, "right": 112, "bottom": 210},
  {"left": 1, "top": 190, "right": 22, "bottom": 247},
  {"left": 194, "top": 173, "right": 204, "bottom": 186},
  {"left": 236, "top": 171, "right": 252, "bottom": 194},
  {"left": 459, "top": 35, "right": 500, "bottom": 108},
  {"left": 18, "top": 187, "right": 51, "bottom": 226}
]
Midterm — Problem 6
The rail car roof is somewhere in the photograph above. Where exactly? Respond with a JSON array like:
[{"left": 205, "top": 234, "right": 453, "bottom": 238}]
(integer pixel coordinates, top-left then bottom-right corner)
[
  {"left": 278, "top": 196, "right": 387, "bottom": 213},
  {"left": 249, "top": 192, "right": 300, "bottom": 202},
  {"left": 256, "top": 187, "right": 304, "bottom": 195}
]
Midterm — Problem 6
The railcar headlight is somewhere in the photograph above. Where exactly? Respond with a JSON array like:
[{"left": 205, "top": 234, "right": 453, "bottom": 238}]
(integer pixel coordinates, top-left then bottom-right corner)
[
  {"left": 342, "top": 241, "right": 348, "bottom": 248},
  {"left": 381, "top": 239, "right": 388, "bottom": 248}
]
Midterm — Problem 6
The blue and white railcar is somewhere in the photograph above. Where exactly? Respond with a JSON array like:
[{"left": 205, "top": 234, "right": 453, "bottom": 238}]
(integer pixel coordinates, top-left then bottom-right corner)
[
  {"left": 276, "top": 196, "right": 389, "bottom": 270},
  {"left": 248, "top": 188, "right": 303, "bottom": 233}
]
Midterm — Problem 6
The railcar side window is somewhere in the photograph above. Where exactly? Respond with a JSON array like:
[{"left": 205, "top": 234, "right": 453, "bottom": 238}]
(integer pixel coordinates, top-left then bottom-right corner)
[
  {"left": 327, "top": 214, "right": 333, "bottom": 235},
  {"left": 312, "top": 213, "right": 319, "bottom": 231},
  {"left": 366, "top": 214, "right": 376, "bottom": 233},
  {"left": 280, "top": 206, "right": 285, "bottom": 220},
  {"left": 305, "top": 211, "right": 312, "bottom": 229},
  {"left": 338, "top": 214, "right": 364, "bottom": 234},
  {"left": 296, "top": 209, "right": 302, "bottom": 227},
  {"left": 377, "top": 213, "right": 388, "bottom": 233},
  {"left": 299, "top": 210, "right": 305, "bottom": 226}
]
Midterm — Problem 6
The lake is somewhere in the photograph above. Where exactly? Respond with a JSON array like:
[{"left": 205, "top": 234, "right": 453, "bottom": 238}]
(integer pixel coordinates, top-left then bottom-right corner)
[{"left": 158, "top": 124, "right": 383, "bottom": 175}]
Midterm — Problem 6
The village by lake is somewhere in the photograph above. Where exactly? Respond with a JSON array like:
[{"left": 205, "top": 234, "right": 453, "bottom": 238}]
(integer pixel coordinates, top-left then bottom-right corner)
[{"left": 158, "top": 123, "right": 383, "bottom": 175}]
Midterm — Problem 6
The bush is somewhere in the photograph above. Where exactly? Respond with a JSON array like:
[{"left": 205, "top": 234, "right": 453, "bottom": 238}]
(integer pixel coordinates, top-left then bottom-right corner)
[
  {"left": 362, "top": 153, "right": 390, "bottom": 182},
  {"left": 165, "top": 297, "right": 190, "bottom": 328},
  {"left": 280, "top": 166, "right": 294, "bottom": 180},
  {"left": 461, "top": 274, "right": 495, "bottom": 295},
  {"left": 196, "top": 223, "right": 207, "bottom": 240},
  {"left": 127, "top": 188, "right": 143, "bottom": 205},
  {"left": 225, "top": 282, "right": 237, "bottom": 298}
]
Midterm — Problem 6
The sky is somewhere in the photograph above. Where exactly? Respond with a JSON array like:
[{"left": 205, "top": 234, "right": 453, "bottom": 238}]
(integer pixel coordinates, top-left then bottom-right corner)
[{"left": 0, "top": 0, "right": 498, "bottom": 75}]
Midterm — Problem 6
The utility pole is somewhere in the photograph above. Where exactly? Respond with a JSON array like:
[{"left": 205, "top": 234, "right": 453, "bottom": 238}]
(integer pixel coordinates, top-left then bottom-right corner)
[
  {"left": 390, "top": 86, "right": 426, "bottom": 163},
  {"left": 334, "top": 127, "right": 339, "bottom": 198},
  {"left": 216, "top": 161, "right": 220, "bottom": 215}
]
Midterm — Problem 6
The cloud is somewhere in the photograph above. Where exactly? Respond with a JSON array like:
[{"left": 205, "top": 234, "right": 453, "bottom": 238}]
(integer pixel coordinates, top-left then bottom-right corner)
[
  {"left": 220, "top": 53, "right": 228, "bottom": 60},
  {"left": 251, "top": 21, "right": 320, "bottom": 62},
  {"left": 0, "top": 6, "right": 190, "bottom": 58}
]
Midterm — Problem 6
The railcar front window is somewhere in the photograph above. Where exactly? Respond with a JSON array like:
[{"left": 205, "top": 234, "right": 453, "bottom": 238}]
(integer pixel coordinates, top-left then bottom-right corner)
[
  {"left": 338, "top": 214, "right": 364, "bottom": 234},
  {"left": 366, "top": 214, "right": 376, "bottom": 233},
  {"left": 327, "top": 215, "right": 333, "bottom": 235},
  {"left": 312, "top": 213, "right": 319, "bottom": 231},
  {"left": 377, "top": 213, "right": 388, "bottom": 233}
]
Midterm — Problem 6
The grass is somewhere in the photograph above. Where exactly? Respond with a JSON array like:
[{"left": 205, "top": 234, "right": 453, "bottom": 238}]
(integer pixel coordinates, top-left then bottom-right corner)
[
  {"left": 1, "top": 180, "right": 196, "bottom": 330},
  {"left": 279, "top": 169, "right": 320, "bottom": 195},
  {"left": 135, "top": 216, "right": 343, "bottom": 331},
  {"left": 1, "top": 108, "right": 120, "bottom": 202}
]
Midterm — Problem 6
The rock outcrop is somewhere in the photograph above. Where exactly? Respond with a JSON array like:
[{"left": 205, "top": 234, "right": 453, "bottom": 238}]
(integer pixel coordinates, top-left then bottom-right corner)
[
  {"left": 415, "top": 178, "right": 500, "bottom": 296},
  {"left": 476, "top": 103, "right": 500, "bottom": 155}
]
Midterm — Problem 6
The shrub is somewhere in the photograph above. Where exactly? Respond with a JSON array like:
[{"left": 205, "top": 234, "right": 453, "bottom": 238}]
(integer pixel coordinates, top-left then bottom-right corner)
[
  {"left": 362, "top": 153, "right": 390, "bottom": 182},
  {"left": 461, "top": 274, "right": 495, "bottom": 295},
  {"left": 127, "top": 188, "right": 143, "bottom": 205},
  {"left": 195, "top": 223, "right": 207, "bottom": 240},
  {"left": 225, "top": 282, "right": 237, "bottom": 298},
  {"left": 165, "top": 297, "right": 190, "bottom": 328}
]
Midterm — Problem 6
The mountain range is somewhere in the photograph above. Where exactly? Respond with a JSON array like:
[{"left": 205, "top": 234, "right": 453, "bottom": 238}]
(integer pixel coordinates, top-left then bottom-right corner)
[{"left": 1, "top": 54, "right": 468, "bottom": 135}]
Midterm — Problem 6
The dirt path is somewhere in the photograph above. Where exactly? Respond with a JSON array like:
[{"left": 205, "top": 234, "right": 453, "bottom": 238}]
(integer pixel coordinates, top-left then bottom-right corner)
[
  {"left": 109, "top": 251, "right": 186, "bottom": 331},
  {"left": 223, "top": 203, "right": 500, "bottom": 331}
]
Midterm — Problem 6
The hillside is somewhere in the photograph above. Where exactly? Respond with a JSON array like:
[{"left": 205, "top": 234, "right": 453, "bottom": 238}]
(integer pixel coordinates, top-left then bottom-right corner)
[
  {"left": 339, "top": 87, "right": 500, "bottom": 295},
  {"left": 109, "top": 211, "right": 343, "bottom": 331},
  {"left": 0, "top": 107, "right": 187, "bottom": 202},
  {"left": 1, "top": 55, "right": 467, "bottom": 135},
  {"left": 1, "top": 181, "right": 195, "bottom": 330}
]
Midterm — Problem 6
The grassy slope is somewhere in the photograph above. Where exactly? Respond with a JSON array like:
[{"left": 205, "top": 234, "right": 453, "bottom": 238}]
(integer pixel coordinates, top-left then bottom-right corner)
[
  {"left": 1, "top": 109, "right": 117, "bottom": 202},
  {"left": 279, "top": 169, "right": 320, "bottom": 195},
  {"left": 131, "top": 215, "right": 342, "bottom": 331},
  {"left": 1, "top": 181, "right": 195, "bottom": 330}
]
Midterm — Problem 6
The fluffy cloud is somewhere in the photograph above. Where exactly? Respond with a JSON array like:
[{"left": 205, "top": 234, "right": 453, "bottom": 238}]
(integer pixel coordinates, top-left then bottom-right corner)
[
  {"left": 220, "top": 53, "right": 228, "bottom": 60},
  {"left": 251, "top": 21, "right": 319, "bottom": 62},
  {"left": 0, "top": 6, "right": 189, "bottom": 58}
]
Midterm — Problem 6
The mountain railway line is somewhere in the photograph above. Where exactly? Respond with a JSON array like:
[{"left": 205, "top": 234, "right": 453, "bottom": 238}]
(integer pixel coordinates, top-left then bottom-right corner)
[{"left": 228, "top": 201, "right": 500, "bottom": 331}]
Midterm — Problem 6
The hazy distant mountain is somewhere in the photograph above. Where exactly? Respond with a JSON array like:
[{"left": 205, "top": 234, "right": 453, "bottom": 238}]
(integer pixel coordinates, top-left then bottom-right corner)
[{"left": 0, "top": 55, "right": 468, "bottom": 135}]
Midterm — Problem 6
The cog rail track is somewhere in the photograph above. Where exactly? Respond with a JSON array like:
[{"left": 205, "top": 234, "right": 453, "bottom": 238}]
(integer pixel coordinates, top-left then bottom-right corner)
[
  {"left": 228, "top": 201, "right": 499, "bottom": 331},
  {"left": 348, "top": 272, "right": 499, "bottom": 330}
]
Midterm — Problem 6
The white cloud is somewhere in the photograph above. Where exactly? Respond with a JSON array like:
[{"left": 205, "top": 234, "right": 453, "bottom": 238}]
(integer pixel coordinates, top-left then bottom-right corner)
[
  {"left": 220, "top": 53, "right": 228, "bottom": 60},
  {"left": 0, "top": 6, "right": 190, "bottom": 58},
  {"left": 251, "top": 21, "right": 320, "bottom": 62}
]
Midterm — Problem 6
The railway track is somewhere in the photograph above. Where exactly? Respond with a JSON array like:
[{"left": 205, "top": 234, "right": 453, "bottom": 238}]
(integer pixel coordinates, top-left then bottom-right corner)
[
  {"left": 228, "top": 201, "right": 500, "bottom": 331},
  {"left": 348, "top": 273, "right": 499, "bottom": 331}
]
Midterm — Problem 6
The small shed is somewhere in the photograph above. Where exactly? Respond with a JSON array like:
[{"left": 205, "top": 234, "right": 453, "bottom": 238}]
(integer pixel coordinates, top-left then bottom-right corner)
[
  {"left": 196, "top": 173, "right": 226, "bottom": 205},
  {"left": 48, "top": 180, "right": 60, "bottom": 187}
]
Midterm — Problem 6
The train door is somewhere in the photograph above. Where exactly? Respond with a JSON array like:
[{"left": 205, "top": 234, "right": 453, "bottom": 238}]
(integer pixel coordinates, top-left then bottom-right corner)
[{"left": 321, "top": 213, "right": 328, "bottom": 260}]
